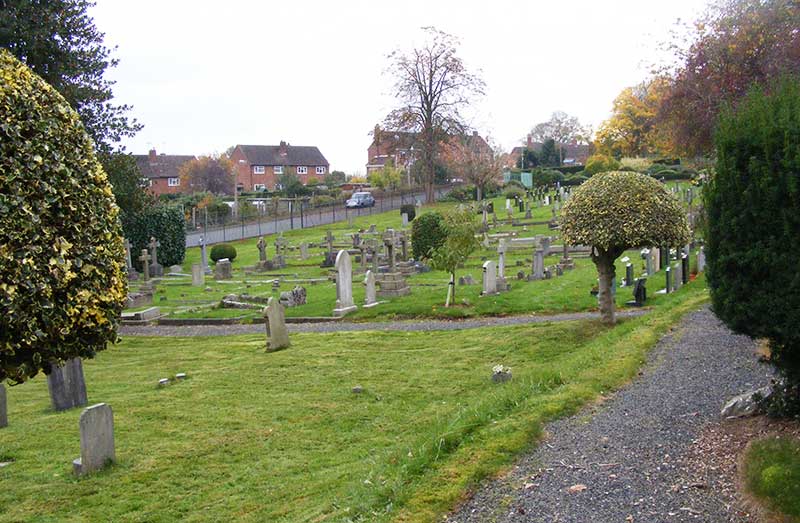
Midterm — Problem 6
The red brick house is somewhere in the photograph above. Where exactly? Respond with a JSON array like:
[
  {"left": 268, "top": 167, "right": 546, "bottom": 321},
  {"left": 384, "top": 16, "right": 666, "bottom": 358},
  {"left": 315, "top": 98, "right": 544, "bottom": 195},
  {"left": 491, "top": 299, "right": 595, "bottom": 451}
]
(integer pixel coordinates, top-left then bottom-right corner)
[
  {"left": 134, "top": 149, "right": 195, "bottom": 196},
  {"left": 229, "top": 142, "right": 330, "bottom": 192}
]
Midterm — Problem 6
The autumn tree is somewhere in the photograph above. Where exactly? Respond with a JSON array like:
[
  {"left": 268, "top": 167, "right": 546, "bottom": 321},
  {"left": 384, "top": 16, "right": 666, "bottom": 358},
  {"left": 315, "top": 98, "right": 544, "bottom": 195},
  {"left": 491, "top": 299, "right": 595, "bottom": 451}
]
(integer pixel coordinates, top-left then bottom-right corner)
[
  {"left": 384, "top": 27, "right": 485, "bottom": 204},
  {"left": 442, "top": 133, "right": 502, "bottom": 201},
  {"left": 428, "top": 206, "right": 480, "bottom": 307},
  {"left": 529, "top": 111, "right": 590, "bottom": 165},
  {"left": 179, "top": 155, "right": 235, "bottom": 195},
  {"left": 368, "top": 162, "right": 403, "bottom": 192},
  {"left": 561, "top": 171, "right": 689, "bottom": 325},
  {"left": 656, "top": 0, "right": 800, "bottom": 156}
]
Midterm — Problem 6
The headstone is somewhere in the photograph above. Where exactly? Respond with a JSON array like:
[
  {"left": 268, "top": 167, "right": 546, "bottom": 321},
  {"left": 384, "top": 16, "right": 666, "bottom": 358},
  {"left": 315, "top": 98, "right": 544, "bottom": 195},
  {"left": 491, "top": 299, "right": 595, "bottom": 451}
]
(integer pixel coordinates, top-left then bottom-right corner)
[
  {"left": 660, "top": 247, "right": 669, "bottom": 269},
  {"left": 321, "top": 231, "right": 336, "bottom": 267},
  {"left": 399, "top": 233, "right": 409, "bottom": 261},
  {"left": 191, "top": 263, "right": 204, "bottom": 287},
  {"left": 401, "top": 213, "right": 409, "bottom": 227},
  {"left": 333, "top": 250, "right": 357, "bottom": 317},
  {"left": 364, "top": 270, "right": 377, "bottom": 307},
  {"left": 148, "top": 237, "right": 163, "bottom": 277},
  {"left": 299, "top": 242, "right": 309, "bottom": 260},
  {"left": 199, "top": 236, "right": 211, "bottom": 274},
  {"left": 541, "top": 236, "right": 551, "bottom": 256},
  {"left": 697, "top": 247, "right": 706, "bottom": 272},
  {"left": 383, "top": 233, "right": 396, "bottom": 272},
  {"left": 482, "top": 260, "right": 497, "bottom": 296},
  {"left": 625, "top": 263, "right": 634, "bottom": 287},
  {"left": 529, "top": 248, "right": 545, "bottom": 280},
  {"left": 123, "top": 238, "right": 138, "bottom": 280},
  {"left": 256, "top": 236, "right": 267, "bottom": 262},
  {"left": 138, "top": 249, "right": 151, "bottom": 282},
  {"left": 673, "top": 263, "right": 682, "bottom": 291},
  {"left": 367, "top": 224, "right": 377, "bottom": 233},
  {"left": 47, "top": 358, "right": 88, "bottom": 411},
  {"left": 628, "top": 278, "right": 647, "bottom": 306},
  {"left": 681, "top": 254, "right": 690, "bottom": 284},
  {"left": 0, "top": 384, "right": 6, "bottom": 428},
  {"left": 264, "top": 297, "right": 290, "bottom": 352},
  {"left": 497, "top": 239, "right": 509, "bottom": 291},
  {"left": 279, "top": 285, "right": 307, "bottom": 308},
  {"left": 358, "top": 240, "right": 367, "bottom": 270},
  {"left": 72, "top": 403, "right": 115, "bottom": 476},
  {"left": 214, "top": 258, "right": 232, "bottom": 280},
  {"left": 665, "top": 266, "right": 672, "bottom": 293},
  {"left": 643, "top": 248, "right": 654, "bottom": 275}
]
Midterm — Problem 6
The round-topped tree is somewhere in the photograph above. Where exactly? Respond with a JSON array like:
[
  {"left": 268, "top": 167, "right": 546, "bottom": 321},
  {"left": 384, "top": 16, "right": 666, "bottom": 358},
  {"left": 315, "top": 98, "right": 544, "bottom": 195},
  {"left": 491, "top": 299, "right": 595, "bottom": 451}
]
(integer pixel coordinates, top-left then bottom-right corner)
[
  {"left": 561, "top": 171, "right": 690, "bottom": 324},
  {"left": 0, "top": 50, "right": 126, "bottom": 384}
]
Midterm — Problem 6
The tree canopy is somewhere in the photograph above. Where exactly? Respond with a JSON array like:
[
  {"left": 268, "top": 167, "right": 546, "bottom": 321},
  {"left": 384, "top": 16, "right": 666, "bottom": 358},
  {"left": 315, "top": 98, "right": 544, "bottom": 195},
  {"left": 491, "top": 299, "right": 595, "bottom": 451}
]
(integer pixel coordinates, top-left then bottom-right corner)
[
  {"left": 179, "top": 154, "right": 235, "bottom": 195},
  {"left": 0, "top": 50, "right": 126, "bottom": 384}
]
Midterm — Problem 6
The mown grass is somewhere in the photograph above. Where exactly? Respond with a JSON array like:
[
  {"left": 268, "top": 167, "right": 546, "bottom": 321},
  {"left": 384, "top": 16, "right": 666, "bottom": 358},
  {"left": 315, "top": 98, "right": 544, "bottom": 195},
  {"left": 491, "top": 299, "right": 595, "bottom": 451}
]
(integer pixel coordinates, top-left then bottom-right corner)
[
  {"left": 1, "top": 276, "right": 708, "bottom": 522},
  {"left": 744, "top": 436, "right": 800, "bottom": 522}
]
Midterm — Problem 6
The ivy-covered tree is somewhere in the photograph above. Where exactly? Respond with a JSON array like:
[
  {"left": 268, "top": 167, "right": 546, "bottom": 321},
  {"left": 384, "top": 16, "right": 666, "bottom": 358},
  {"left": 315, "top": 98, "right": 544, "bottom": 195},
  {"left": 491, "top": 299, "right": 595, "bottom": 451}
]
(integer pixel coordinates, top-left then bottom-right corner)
[
  {"left": 706, "top": 78, "right": 800, "bottom": 409},
  {"left": 0, "top": 50, "right": 126, "bottom": 384},
  {"left": 428, "top": 207, "right": 480, "bottom": 307},
  {"left": 561, "top": 171, "right": 690, "bottom": 324}
]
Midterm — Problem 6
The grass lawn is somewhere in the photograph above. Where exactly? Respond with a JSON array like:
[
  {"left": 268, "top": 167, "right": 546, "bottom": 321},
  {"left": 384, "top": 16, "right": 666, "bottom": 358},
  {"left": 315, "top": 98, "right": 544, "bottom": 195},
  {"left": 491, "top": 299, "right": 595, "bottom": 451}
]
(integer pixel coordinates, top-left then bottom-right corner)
[
  {"left": 1, "top": 277, "right": 708, "bottom": 522},
  {"left": 744, "top": 436, "right": 800, "bottom": 521}
]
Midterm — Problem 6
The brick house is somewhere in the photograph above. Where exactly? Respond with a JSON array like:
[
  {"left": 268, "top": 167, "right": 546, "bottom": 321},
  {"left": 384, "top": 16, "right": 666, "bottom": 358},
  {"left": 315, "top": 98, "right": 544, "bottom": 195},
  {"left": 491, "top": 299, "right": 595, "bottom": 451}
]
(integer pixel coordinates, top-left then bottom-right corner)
[
  {"left": 507, "top": 134, "right": 593, "bottom": 168},
  {"left": 229, "top": 142, "right": 330, "bottom": 192},
  {"left": 134, "top": 149, "right": 195, "bottom": 196}
]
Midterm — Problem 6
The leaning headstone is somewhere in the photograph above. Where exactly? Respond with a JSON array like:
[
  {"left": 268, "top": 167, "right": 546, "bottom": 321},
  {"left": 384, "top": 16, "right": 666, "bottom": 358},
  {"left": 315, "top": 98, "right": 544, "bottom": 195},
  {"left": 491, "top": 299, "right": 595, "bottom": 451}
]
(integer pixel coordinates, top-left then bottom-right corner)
[
  {"left": 264, "top": 297, "right": 290, "bottom": 352},
  {"left": 72, "top": 403, "right": 115, "bottom": 476},
  {"left": 333, "top": 250, "right": 357, "bottom": 317},
  {"left": 364, "top": 270, "right": 378, "bottom": 307},
  {"left": 191, "top": 263, "right": 204, "bottom": 287},
  {"left": 0, "top": 384, "right": 7, "bottom": 428},
  {"left": 214, "top": 258, "right": 233, "bottom": 280},
  {"left": 47, "top": 358, "right": 88, "bottom": 411},
  {"left": 481, "top": 260, "right": 497, "bottom": 296}
]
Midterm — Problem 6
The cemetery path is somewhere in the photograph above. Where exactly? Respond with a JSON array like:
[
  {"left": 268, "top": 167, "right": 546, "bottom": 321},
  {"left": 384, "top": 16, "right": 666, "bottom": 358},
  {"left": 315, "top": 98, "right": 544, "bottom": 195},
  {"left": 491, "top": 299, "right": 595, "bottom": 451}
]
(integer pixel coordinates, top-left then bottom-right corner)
[
  {"left": 446, "top": 306, "right": 772, "bottom": 523},
  {"left": 119, "top": 309, "right": 649, "bottom": 337}
]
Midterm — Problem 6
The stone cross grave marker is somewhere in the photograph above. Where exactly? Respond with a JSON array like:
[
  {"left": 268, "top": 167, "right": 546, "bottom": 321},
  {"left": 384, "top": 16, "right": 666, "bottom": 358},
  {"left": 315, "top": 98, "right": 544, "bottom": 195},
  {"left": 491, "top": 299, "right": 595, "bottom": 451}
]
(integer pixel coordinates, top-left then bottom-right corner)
[
  {"left": 364, "top": 270, "right": 377, "bottom": 307},
  {"left": 482, "top": 260, "right": 497, "bottom": 296},
  {"left": 399, "top": 232, "right": 408, "bottom": 261},
  {"left": 139, "top": 249, "right": 151, "bottom": 281},
  {"left": 191, "top": 263, "right": 204, "bottom": 287},
  {"left": 73, "top": 403, "right": 115, "bottom": 476},
  {"left": 333, "top": 250, "right": 357, "bottom": 317},
  {"left": 383, "top": 232, "right": 396, "bottom": 272},
  {"left": 0, "top": 383, "right": 7, "bottom": 428},
  {"left": 368, "top": 238, "right": 380, "bottom": 272},
  {"left": 148, "top": 237, "right": 163, "bottom": 277},
  {"left": 199, "top": 236, "right": 211, "bottom": 274},
  {"left": 256, "top": 237, "right": 267, "bottom": 262},
  {"left": 264, "top": 297, "right": 290, "bottom": 352}
]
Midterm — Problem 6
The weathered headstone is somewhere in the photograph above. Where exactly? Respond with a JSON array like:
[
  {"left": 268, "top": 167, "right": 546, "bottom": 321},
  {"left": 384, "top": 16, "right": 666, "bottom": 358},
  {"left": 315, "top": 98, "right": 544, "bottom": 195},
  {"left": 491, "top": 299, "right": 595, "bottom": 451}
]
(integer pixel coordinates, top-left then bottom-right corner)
[
  {"left": 148, "top": 237, "right": 163, "bottom": 277},
  {"left": 383, "top": 233, "right": 396, "bottom": 272},
  {"left": 625, "top": 263, "right": 634, "bottom": 287},
  {"left": 264, "top": 297, "right": 290, "bottom": 352},
  {"left": 321, "top": 230, "right": 336, "bottom": 267},
  {"left": 673, "top": 263, "right": 682, "bottom": 291},
  {"left": 529, "top": 248, "right": 545, "bottom": 280},
  {"left": 401, "top": 213, "right": 409, "bottom": 227},
  {"left": 0, "top": 384, "right": 7, "bottom": 428},
  {"left": 481, "top": 260, "right": 497, "bottom": 296},
  {"left": 279, "top": 286, "right": 307, "bottom": 308},
  {"left": 191, "top": 263, "right": 204, "bottom": 287},
  {"left": 256, "top": 236, "right": 267, "bottom": 262},
  {"left": 333, "top": 250, "right": 357, "bottom": 317},
  {"left": 627, "top": 278, "right": 647, "bottom": 306},
  {"left": 643, "top": 248, "right": 654, "bottom": 275},
  {"left": 123, "top": 238, "right": 138, "bottom": 280},
  {"left": 364, "top": 270, "right": 378, "bottom": 307},
  {"left": 697, "top": 247, "right": 706, "bottom": 272},
  {"left": 199, "top": 236, "right": 211, "bottom": 274},
  {"left": 73, "top": 403, "right": 115, "bottom": 475},
  {"left": 367, "top": 224, "right": 377, "bottom": 233},
  {"left": 399, "top": 233, "right": 409, "bottom": 261},
  {"left": 47, "top": 358, "right": 88, "bottom": 411},
  {"left": 540, "top": 236, "right": 551, "bottom": 257},
  {"left": 139, "top": 249, "right": 151, "bottom": 282},
  {"left": 299, "top": 242, "right": 309, "bottom": 260},
  {"left": 214, "top": 258, "right": 232, "bottom": 280},
  {"left": 681, "top": 254, "right": 690, "bottom": 284},
  {"left": 497, "top": 239, "right": 509, "bottom": 291},
  {"left": 665, "top": 266, "right": 672, "bottom": 293}
]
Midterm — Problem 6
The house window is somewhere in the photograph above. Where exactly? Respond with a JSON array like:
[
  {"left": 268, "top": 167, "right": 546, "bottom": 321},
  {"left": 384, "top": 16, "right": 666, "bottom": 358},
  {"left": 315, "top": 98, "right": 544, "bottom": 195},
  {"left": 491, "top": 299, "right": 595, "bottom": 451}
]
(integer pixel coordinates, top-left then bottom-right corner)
[
  {"left": 274, "top": 166, "right": 283, "bottom": 175},
  {"left": 168, "top": 177, "right": 180, "bottom": 187},
  {"left": 297, "top": 166, "right": 308, "bottom": 175},
  {"left": 253, "top": 165, "right": 265, "bottom": 174},
  {"left": 316, "top": 166, "right": 326, "bottom": 175},
  {"left": 254, "top": 184, "right": 266, "bottom": 191}
]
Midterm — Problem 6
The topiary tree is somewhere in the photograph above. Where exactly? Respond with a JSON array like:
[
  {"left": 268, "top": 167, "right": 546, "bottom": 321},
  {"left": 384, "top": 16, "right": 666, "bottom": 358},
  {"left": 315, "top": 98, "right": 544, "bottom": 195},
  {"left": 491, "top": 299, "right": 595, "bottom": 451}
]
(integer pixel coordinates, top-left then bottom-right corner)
[
  {"left": 411, "top": 212, "right": 445, "bottom": 260},
  {"left": 561, "top": 171, "right": 690, "bottom": 324},
  {"left": 0, "top": 50, "right": 126, "bottom": 384},
  {"left": 706, "top": 78, "right": 800, "bottom": 411},
  {"left": 400, "top": 204, "right": 416, "bottom": 222},
  {"left": 210, "top": 243, "right": 237, "bottom": 263}
]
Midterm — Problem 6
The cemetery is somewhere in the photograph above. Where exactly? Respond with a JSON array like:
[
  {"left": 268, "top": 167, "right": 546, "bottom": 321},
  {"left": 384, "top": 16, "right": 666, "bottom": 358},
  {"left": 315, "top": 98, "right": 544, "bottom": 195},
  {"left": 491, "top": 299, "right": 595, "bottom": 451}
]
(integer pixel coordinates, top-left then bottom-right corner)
[{"left": 2, "top": 3, "right": 799, "bottom": 523}]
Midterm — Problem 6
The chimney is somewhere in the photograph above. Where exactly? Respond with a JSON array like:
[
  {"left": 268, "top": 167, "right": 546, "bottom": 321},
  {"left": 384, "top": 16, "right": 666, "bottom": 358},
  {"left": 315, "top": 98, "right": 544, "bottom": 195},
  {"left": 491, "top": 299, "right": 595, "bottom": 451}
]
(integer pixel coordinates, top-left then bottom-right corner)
[
  {"left": 149, "top": 148, "right": 157, "bottom": 164},
  {"left": 472, "top": 130, "right": 478, "bottom": 137},
  {"left": 526, "top": 134, "right": 532, "bottom": 148},
  {"left": 279, "top": 141, "right": 288, "bottom": 157}
]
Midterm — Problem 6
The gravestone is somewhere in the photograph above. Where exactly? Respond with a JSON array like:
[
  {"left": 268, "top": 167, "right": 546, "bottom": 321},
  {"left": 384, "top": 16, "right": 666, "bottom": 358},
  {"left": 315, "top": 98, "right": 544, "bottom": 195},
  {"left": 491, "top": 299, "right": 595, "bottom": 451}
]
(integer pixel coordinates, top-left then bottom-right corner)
[
  {"left": 139, "top": 249, "right": 151, "bottom": 282},
  {"left": 644, "top": 248, "right": 654, "bottom": 275},
  {"left": 482, "top": 207, "right": 489, "bottom": 230},
  {"left": 497, "top": 239, "right": 509, "bottom": 291},
  {"left": 367, "top": 238, "right": 380, "bottom": 272},
  {"left": 264, "top": 297, "right": 290, "bottom": 352},
  {"left": 47, "top": 358, "right": 88, "bottom": 411},
  {"left": 191, "top": 263, "right": 204, "bottom": 287},
  {"left": 660, "top": 247, "right": 669, "bottom": 269},
  {"left": 73, "top": 403, "right": 115, "bottom": 475},
  {"left": 357, "top": 240, "right": 368, "bottom": 271},
  {"left": 148, "top": 237, "right": 163, "bottom": 277},
  {"left": 481, "top": 260, "right": 497, "bottom": 296},
  {"left": 697, "top": 247, "right": 706, "bottom": 272},
  {"left": 674, "top": 263, "right": 682, "bottom": 291},
  {"left": 279, "top": 286, "right": 307, "bottom": 308},
  {"left": 559, "top": 243, "right": 574, "bottom": 270},
  {"left": 529, "top": 248, "right": 545, "bottom": 280},
  {"left": 273, "top": 237, "right": 287, "bottom": 269},
  {"left": 333, "top": 250, "right": 357, "bottom": 317},
  {"left": 0, "top": 384, "right": 6, "bottom": 428},
  {"left": 367, "top": 224, "right": 377, "bottom": 233},
  {"left": 524, "top": 200, "right": 532, "bottom": 219},
  {"left": 541, "top": 237, "right": 551, "bottom": 256},
  {"left": 299, "top": 242, "right": 309, "bottom": 260},
  {"left": 256, "top": 236, "right": 267, "bottom": 263},
  {"left": 123, "top": 238, "right": 138, "bottom": 280},
  {"left": 626, "top": 278, "right": 647, "bottom": 307},
  {"left": 198, "top": 236, "right": 211, "bottom": 274},
  {"left": 214, "top": 258, "right": 232, "bottom": 280},
  {"left": 321, "top": 231, "right": 336, "bottom": 267},
  {"left": 665, "top": 266, "right": 672, "bottom": 294},
  {"left": 399, "top": 233, "right": 409, "bottom": 261},
  {"left": 383, "top": 233, "right": 396, "bottom": 272},
  {"left": 681, "top": 254, "right": 690, "bottom": 284},
  {"left": 401, "top": 213, "right": 409, "bottom": 227},
  {"left": 364, "top": 270, "right": 378, "bottom": 307},
  {"left": 625, "top": 263, "right": 634, "bottom": 287}
]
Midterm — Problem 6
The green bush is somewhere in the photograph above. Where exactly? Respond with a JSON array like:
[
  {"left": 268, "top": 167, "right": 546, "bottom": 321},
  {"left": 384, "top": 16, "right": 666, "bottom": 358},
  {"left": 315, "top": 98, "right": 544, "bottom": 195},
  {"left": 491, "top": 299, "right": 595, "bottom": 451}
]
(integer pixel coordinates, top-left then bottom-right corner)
[
  {"left": 0, "top": 50, "right": 126, "bottom": 384},
  {"left": 123, "top": 205, "right": 186, "bottom": 271},
  {"left": 400, "top": 204, "right": 416, "bottom": 222},
  {"left": 562, "top": 174, "right": 589, "bottom": 186},
  {"left": 504, "top": 179, "right": 526, "bottom": 191},
  {"left": 584, "top": 154, "right": 621, "bottom": 176},
  {"left": 440, "top": 185, "right": 474, "bottom": 202},
  {"left": 503, "top": 187, "right": 525, "bottom": 200},
  {"left": 551, "top": 165, "right": 585, "bottom": 175},
  {"left": 210, "top": 243, "right": 237, "bottom": 263},
  {"left": 411, "top": 212, "right": 445, "bottom": 260},
  {"left": 707, "top": 77, "right": 800, "bottom": 396},
  {"left": 533, "top": 168, "right": 565, "bottom": 187}
]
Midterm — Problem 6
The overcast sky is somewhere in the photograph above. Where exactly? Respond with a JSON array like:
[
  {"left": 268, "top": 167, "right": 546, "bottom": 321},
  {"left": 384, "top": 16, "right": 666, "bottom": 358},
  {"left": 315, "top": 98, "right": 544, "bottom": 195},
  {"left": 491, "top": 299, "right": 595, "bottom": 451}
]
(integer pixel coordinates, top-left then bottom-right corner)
[{"left": 92, "top": 0, "right": 705, "bottom": 174}]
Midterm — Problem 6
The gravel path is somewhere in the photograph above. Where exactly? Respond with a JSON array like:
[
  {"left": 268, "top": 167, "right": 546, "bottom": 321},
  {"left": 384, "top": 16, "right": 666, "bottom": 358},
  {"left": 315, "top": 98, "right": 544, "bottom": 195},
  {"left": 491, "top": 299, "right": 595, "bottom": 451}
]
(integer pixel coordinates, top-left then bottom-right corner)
[
  {"left": 447, "top": 307, "right": 773, "bottom": 523},
  {"left": 119, "top": 309, "right": 648, "bottom": 337}
]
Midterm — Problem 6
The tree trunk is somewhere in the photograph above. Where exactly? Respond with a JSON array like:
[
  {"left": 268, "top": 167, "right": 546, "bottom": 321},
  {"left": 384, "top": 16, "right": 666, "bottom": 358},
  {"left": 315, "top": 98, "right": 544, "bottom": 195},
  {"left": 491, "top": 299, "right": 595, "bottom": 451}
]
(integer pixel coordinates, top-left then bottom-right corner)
[
  {"left": 592, "top": 247, "right": 622, "bottom": 325},
  {"left": 445, "top": 272, "right": 455, "bottom": 307}
]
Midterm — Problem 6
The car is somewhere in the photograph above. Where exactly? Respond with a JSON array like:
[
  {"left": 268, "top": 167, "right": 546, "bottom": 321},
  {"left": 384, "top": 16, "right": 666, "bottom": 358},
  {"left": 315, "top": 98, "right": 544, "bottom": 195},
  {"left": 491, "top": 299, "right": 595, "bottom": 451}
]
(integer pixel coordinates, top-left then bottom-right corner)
[{"left": 346, "top": 191, "right": 376, "bottom": 208}]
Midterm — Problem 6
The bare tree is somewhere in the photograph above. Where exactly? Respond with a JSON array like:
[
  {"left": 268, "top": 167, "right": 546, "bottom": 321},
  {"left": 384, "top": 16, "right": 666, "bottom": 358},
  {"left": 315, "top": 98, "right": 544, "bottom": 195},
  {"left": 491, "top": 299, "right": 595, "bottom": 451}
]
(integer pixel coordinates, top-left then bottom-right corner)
[
  {"left": 384, "top": 27, "right": 485, "bottom": 204},
  {"left": 442, "top": 133, "right": 503, "bottom": 201},
  {"left": 529, "top": 111, "right": 590, "bottom": 165}
]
